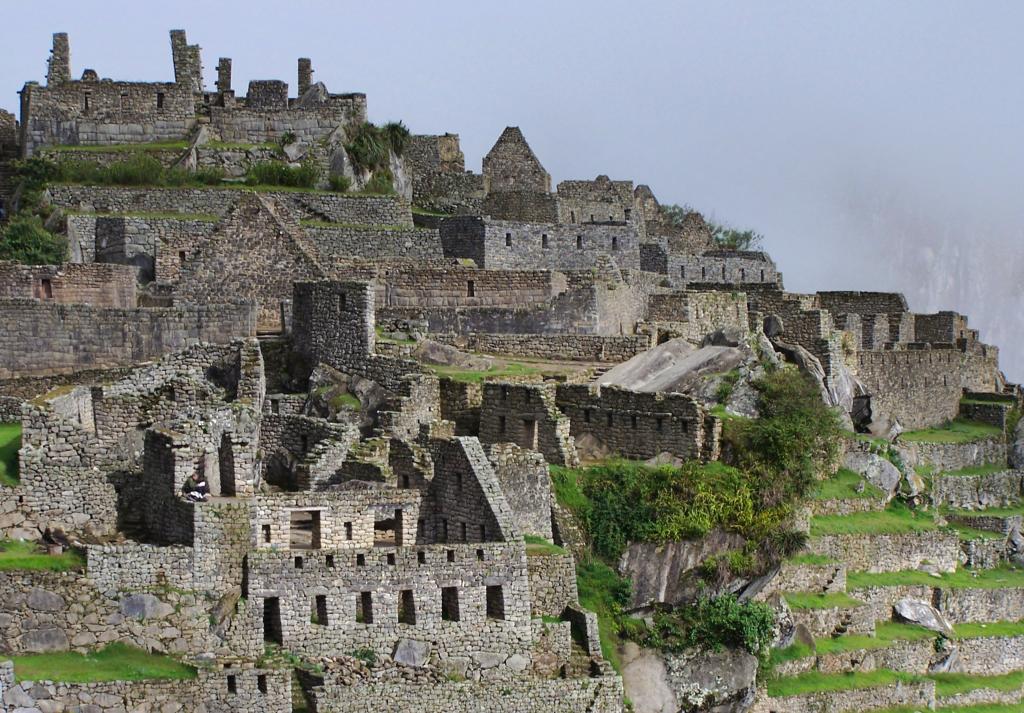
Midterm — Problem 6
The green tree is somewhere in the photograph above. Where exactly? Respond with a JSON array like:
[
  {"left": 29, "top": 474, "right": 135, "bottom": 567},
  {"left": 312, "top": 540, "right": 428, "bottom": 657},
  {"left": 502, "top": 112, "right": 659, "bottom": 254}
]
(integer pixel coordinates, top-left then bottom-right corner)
[
  {"left": 0, "top": 216, "right": 68, "bottom": 265},
  {"left": 709, "top": 222, "right": 764, "bottom": 251}
]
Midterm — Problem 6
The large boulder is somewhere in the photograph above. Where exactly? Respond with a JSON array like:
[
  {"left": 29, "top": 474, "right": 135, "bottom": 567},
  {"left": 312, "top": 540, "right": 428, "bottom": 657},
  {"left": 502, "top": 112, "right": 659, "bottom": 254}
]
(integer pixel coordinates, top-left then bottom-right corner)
[
  {"left": 893, "top": 598, "right": 954, "bottom": 637},
  {"left": 411, "top": 340, "right": 492, "bottom": 371},
  {"left": 120, "top": 593, "right": 174, "bottom": 621},
  {"left": 1010, "top": 417, "right": 1024, "bottom": 470},
  {"left": 665, "top": 647, "right": 759, "bottom": 713},
  {"left": 598, "top": 340, "right": 743, "bottom": 394},
  {"left": 22, "top": 627, "right": 69, "bottom": 653},
  {"left": 842, "top": 452, "right": 901, "bottom": 500},
  {"left": 621, "top": 642, "right": 677, "bottom": 713},
  {"left": 26, "top": 588, "right": 65, "bottom": 612},
  {"left": 392, "top": 638, "right": 430, "bottom": 667}
]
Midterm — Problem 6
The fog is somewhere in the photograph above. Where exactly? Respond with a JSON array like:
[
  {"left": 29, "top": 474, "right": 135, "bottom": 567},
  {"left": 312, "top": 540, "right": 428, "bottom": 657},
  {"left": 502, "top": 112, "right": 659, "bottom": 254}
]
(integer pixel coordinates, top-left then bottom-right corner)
[{"left": 2, "top": 0, "right": 1020, "bottom": 378}]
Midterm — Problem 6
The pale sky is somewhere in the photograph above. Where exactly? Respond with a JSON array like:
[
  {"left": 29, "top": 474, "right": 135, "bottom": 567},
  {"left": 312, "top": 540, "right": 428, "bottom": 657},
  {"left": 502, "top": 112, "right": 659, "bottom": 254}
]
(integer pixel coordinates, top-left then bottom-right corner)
[{"left": 2, "top": 0, "right": 1021, "bottom": 379}]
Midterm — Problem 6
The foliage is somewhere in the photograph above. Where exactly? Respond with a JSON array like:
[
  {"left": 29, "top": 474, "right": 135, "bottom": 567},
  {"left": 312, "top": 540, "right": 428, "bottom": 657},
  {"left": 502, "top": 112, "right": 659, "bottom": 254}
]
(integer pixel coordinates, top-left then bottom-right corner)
[
  {"left": 783, "top": 592, "right": 864, "bottom": 610},
  {"left": 811, "top": 467, "right": 885, "bottom": 500},
  {"left": 193, "top": 166, "right": 226, "bottom": 185},
  {"left": 523, "top": 534, "right": 567, "bottom": 556},
  {"left": 576, "top": 557, "right": 635, "bottom": 670},
  {"left": 846, "top": 565, "right": 1024, "bottom": 591},
  {"left": 280, "top": 131, "right": 297, "bottom": 146},
  {"left": 364, "top": 168, "right": 395, "bottom": 195},
  {"left": 714, "top": 369, "right": 741, "bottom": 403},
  {"left": 899, "top": 419, "right": 1003, "bottom": 444},
  {"left": 0, "top": 422, "right": 21, "bottom": 486},
  {"left": 345, "top": 121, "right": 409, "bottom": 175},
  {"left": 724, "top": 368, "right": 844, "bottom": 506},
  {"left": 0, "top": 539, "right": 85, "bottom": 572},
  {"left": 708, "top": 222, "right": 764, "bottom": 251},
  {"left": 766, "top": 669, "right": 921, "bottom": 698},
  {"left": 645, "top": 595, "right": 775, "bottom": 661},
  {"left": 19, "top": 154, "right": 226, "bottom": 189},
  {"left": 810, "top": 499, "right": 937, "bottom": 537},
  {"left": 350, "top": 647, "right": 377, "bottom": 666},
  {"left": 246, "top": 160, "right": 320, "bottom": 188},
  {"left": 0, "top": 215, "right": 68, "bottom": 265},
  {"left": 382, "top": 121, "right": 410, "bottom": 156},
  {"left": 660, "top": 203, "right": 693, "bottom": 227},
  {"left": 328, "top": 174, "right": 352, "bottom": 193},
  {"left": 11, "top": 643, "right": 195, "bottom": 683}
]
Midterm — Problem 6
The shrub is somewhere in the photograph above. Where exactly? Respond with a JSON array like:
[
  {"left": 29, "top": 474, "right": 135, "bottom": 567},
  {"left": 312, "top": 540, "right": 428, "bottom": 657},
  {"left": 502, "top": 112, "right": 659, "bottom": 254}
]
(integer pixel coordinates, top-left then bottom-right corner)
[
  {"left": 709, "top": 222, "right": 764, "bottom": 251},
  {"left": 246, "top": 160, "right": 319, "bottom": 188},
  {"left": 194, "top": 167, "right": 226, "bottom": 185},
  {"left": 100, "top": 154, "right": 166, "bottom": 186},
  {"left": 364, "top": 169, "right": 395, "bottom": 195},
  {"left": 0, "top": 216, "right": 68, "bottom": 264},
  {"left": 346, "top": 123, "right": 390, "bottom": 173},
  {"left": 382, "top": 121, "right": 410, "bottom": 156},
  {"left": 646, "top": 595, "right": 775, "bottom": 660},
  {"left": 328, "top": 174, "right": 352, "bottom": 193},
  {"left": 280, "top": 131, "right": 297, "bottom": 147},
  {"left": 350, "top": 647, "right": 376, "bottom": 666},
  {"left": 12, "top": 156, "right": 61, "bottom": 190}
]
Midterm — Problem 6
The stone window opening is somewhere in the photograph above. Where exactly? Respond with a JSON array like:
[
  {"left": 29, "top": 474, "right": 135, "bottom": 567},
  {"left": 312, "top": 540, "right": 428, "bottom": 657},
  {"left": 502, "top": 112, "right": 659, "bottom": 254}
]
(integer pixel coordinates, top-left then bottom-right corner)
[
  {"left": 326, "top": 555, "right": 335, "bottom": 568},
  {"left": 467, "top": 280, "right": 475, "bottom": 297},
  {"left": 606, "top": 412, "right": 614, "bottom": 427},
  {"left": 446, "top": 549, "right": 455, "bottom": 562},
  {"left": 263, "top": 597, "right": 282, "bottom": 644},
  {"left": 374, "top": 508, "right": 402, "bottom": 547},
  {"left": 576, "top": 235, "right": 583, "bottom": 250},
  {"left": 257, "top": 675, "right": 267, "bottom": 695},
  {"left": 83, "top": 92, "right": 91, "bottom": 113},
  {"left": 584, "top": 408, "right": 591, "bottom": 423},
  {"left": 312, "top": 595, "right": 328, "bottom": 626},
  {"left": 387, "top": 553, "right": 396, "bottom": 565},
  {"left": 178, "top": 250, "right": 187, "bottom": 264},
  {"left": 721, "top": 265, "right": 726, "bottom": 280},
  {"left": 401, "top": 473, "right": 411, "bottom": 488},
  {"left": 38, "top": 278, "right": 53, "bottom": 299},
  {"left": 417, "top": 519, "right": 425, "bottom": 539},
  {"left": 681, "top": 421, "right": 689, "bottom": 434},
  {"left": 631, "top": 415, "right": 638, "bottom": 429},
  {"left": 656, "top": 417, "right": 663, "bottom": 432},
  {"left": 271, "top": 399, "right": 280, "bottom": 414},
  {"left": 300, "top": 434, "right": 309, "bottom": 454},
  {"left": 501, "top": 385, "right": 510, "bottom": 400},
  {"left": 261, "top": 524, "right": 271, "bottom": 543},
  {"left": 356, "top": 554, "right": 366, "bottom": 566},
  {"left": 590, "top": 214, "right": 595, "bottom": 222},
  {"left": 460, "top": 522, "right": 468, "bottom": 542},
  {"left": 356, "top": 592, "right": 374, "bottom": 624},
  {"left": 344, "top": 522, "right": 353, "bottom": 540},
  {"left": 119, "top": 92, "right": 128, "bottom": 111},
  {"left": 570, "top": 210, "right": 576, "bottom": 223},
  {"left": 418, "top": 550, "right": 426, "bottom": 564},
  {"left": 441, "top": 587, "right": 460, "bottom": 621},
  {"left": 624, "top": 208, "right": 632, "bottom": 220},
  {"left": 294, "top": 556, "right": 303, "bottom": 569},
  {"left": 542, "top": 233, "right": 549, "bottom": 248},
  {"left": 289, "top": 510, "right": 321, "bottom": 550},
  {"left": 701, "top": 267, "right": 706, "bottom": 280},
  {"left": 760, "top": 269, "right": 765, "bottom": 281},
  {"left": 522, "top": 418, "right": 539, "bottom": 450},
  {"left": 218, "top": 433, "right": 235, "bottom": 497},
  {"left": 740, "top": 268, "right": 746, "bottom": 281},
  {"left": 505, "top": 232, "right": 512, "bottom": 247},
  {"left": 680, "top": 266, "right": 686, "bottom": 279},
  {"left": 476, "top": 547, "right": 485, "bottom": 561},
  {"left": 608, "top": 215, "right": 613, "bottom": 221},
  {"left": 612, "top": 236, "right": 618, "bottom": 251},
  {"left": 227, "top": 675, "right": 237, "bottom": 694},
  {"left": 399, "top": 590, "right": 416, "bottom": 624},
  {"left": 479, "top": 524, "right": 486, "bottom": 540},
  {"left": 156, "top": 91, "right": 165, "bottom": 109},
  {"left": 499, "top": 415, "right": 506, "bottom": 434},
  {"left": 486, "top": 585, "right": 505, "bottom": 620}
]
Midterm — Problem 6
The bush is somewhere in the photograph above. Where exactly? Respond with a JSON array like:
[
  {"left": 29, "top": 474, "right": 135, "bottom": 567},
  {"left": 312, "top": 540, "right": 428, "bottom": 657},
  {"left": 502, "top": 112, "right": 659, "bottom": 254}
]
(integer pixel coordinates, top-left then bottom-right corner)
[
  {"left": 646, "top": 595, "right": 775, "bottom": 660},
  {"left": 709, "top": 222, "right": 763, "bottom": 251},
  {"left": 364, "top": 169, "right": 394, "bottom": 195},
  {"left": 328, "top": 174, "right": 352, "bottom": 193},
  {"left": 194, "top": 167, "right": 226, "bottom": 185},
  {"left": 0, "top": 216, "right": 68, "bottom": 264},
  {"left": 345, "top": 121, "right": 409, "bottom": 172},
  {"left": 382, "top": 121, "right": 410, "bottom": 156},
  {"left": 246, "top": 160, "right": 319, "bottom": 188},
  {"left": 101, "top": 154, "right": 165, "bottom": 185}
]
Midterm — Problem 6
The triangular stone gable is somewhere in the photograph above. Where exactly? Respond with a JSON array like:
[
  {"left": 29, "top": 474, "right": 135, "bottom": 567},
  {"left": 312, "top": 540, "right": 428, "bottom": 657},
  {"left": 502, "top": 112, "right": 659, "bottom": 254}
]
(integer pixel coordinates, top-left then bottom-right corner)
[{"left": 482, "top": 126, "right": 551, "bottom": 193}]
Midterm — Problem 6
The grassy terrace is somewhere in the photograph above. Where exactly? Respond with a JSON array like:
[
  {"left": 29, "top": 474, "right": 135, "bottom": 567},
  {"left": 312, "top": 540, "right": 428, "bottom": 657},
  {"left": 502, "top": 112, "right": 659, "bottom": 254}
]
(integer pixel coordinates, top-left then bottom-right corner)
[
  {"left": 524, "top": 535, "right": 568, "bottom": 556},
  {"left": 765, "top": 669, "right": 921, "bottom": 697},
  {"left": 300, "top": 219, "right": 410, "bottom": 231},
  {"left": 42, "top": 140, "right": 190, "bottom": 153},
  {"left": 784, "top": 592, "right": 865, "bottom": 610},
  {"left": 0, "top": 422, "right": 20, "bottom": 486},
  {"left": 899, "top": 419, "right": 1003, "bottom": 444},
  {"left": 847, "top": 565, "right": 1024, "bottom": 590},
  {"left": 12, "top": 643, "right": 196, "bottom": 683},
  {"left": 932, "top": 670, "right": 1024, "bottom": 698},
  {"left": 811, "top": 467, "right": 886, "bottom": 500},
  {"left": 0, "top": 540, "right": 85, "bottom": 572},
  {"left": 938, "top": 462, "right": 1010, "bottom": 477},
  {"left": 64, "top": 209, "right": 219, "bottom": 222},
  {"left": 809, "top": 501, "right": 937, "bottom": 536},
  {"left": 785, "top": 553, "right": 837, "bottom": 566}
]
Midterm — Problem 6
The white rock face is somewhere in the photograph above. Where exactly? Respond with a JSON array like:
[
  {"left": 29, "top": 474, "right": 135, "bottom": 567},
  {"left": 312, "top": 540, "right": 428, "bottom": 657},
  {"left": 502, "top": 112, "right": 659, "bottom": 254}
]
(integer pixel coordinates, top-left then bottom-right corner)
[
  {"left": 843, "top": 451, "right": 901, "bottom": 500},
  {"left": 893, "top": 598, "right": 954, "bottom": 637}
]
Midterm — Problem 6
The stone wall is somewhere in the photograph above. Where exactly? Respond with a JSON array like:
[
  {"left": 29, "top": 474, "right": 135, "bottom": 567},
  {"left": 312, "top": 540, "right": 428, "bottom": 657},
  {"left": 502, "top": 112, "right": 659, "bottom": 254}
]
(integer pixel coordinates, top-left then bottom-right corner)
[
  {"left": 0, "top": 261, "right": 137, "bottom": 307},
  {"left": 208, "top": 94, "right": 367, "bottom": 144},
  {"left": 486, "top": 443, "right": 553, "bottom": 540},
  {"left": 644, "top": 290, "right": 749, "bottom": 343},
  {"left": 478, "top": 383, "right": 578, "bottom": 467},
  {"left": 437, "top": 332, "right": 652, "bottom": 363},
  {"left": 932, "top": 469, "right": 1022, "bottom": 510},
  {"left": 406, "top": 133, "right": 485, "bottom": 214},
  {"left": 482, "top": 191, "right": 560, "bottom": 223},
  {"left": 555, "top": 383, "right": 720, "bottom": 462},
  {"left": 48, "top": 184, "right": 413, "bottom": 226},
  {"left": 751, "top": 680, "right": 935, "bottom": 713},
  {"left": 302, "top": 225, "right": 445, "bottom": 263},
  {"left": 556, "top": 176, "right": 637, "bottom": 226},
  {"left": 0, "top": 299, "right": 256, "bottom": 379},
  {"left": 897, "top": 438, "right": 1008, "bottom": 474},
  {"left": 807, "top": 531, "right": 961, "bottom": 573},
  {"left": 526, "top": 551, "right": 579, "bottom": 617},
  {"left": 313, "top": 674, "right": 624, "bottom": 712},
  {"left": 482, "top": 127, "right": 551, "bottom": 194}
]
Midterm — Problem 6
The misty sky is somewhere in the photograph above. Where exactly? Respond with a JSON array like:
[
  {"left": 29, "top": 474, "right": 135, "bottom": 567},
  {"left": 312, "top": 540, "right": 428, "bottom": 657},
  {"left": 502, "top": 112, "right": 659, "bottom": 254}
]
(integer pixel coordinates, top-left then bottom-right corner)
[{"left": 2, "top": 1, "right": 1021, "bottom": 379}]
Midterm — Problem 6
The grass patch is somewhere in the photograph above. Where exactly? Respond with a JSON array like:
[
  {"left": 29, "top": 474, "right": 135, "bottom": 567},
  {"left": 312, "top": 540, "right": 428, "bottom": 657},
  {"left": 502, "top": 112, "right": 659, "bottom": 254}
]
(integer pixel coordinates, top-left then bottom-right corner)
[
  {"left": 425, "top": 361, "right": 544, "bottom": 384},
  {"left": 815, "top": 622, "right": 937, "bottom": 655},
  {"left": 811, "top": 468, "right": 885, "bottom": 501},
  {"left": 12, "top": 643, "right": 195, "bottom": 683},
  {"left": 784, "top": 592, "right": 864, "bottom": 610},
  {"left": 932, "top": 670, "right": 1024, "bottom": 698},
  {"left": 411, "top": 205, "right": 451, "bottom": 217},
  {"left": 0, "top": 422, "right": 20, "bottom": 486},
  {"left": 954, "top": 620, "right": 1024, "bottom": 639},
  {"left": 204, "top": 140, "right": 279, "bottom": 151},
  {"left": 766, "top": 669, "right": 921, "bottom": 697},
  {"left": 847, "top": 565, "right": 1024, "bottom": 591},
  {"left": 524, "top": 535, "right": 567, "bottom": 556},
  {"left": 768, "top": 640, "right": 815, "bottom": 666},
  {"left": 576, "top": 557, "right": 634, "bottom": 671},
  {"left": 785, "top": 553, "right": 837, "bottom": 565},
  {"left": 947, "top": 504, "right": 1024, "bottom": 518},
  {"left": 64, "top": 209, "right": 219, "bottom": 222},
  {"left": 0, "top": 540, "right": 85, "bottom": 572},
  {"left": 810, "top": 500, "right": 936, "bottom": 536},
  {"left": 300, "top": 219, "right": 409, "bottom": 231},
  {"left": 899, "top": 419, "right": 1003, "bottom": 444},
  {"left": 941, "top": 462, "right": 1010, "bottom": 476},
  {"left": 328, "top": 393, "right": 360, "bottom": 411},
  {"left": 43, "top": 140, "right": 189, "bottom": 153}
]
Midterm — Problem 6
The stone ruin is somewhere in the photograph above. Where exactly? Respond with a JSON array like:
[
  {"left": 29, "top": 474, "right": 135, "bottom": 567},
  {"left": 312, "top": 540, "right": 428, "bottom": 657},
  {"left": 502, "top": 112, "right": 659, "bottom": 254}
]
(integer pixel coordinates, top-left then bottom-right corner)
[{"left": 0, "top": 26, "right": 1020, "bottom": 713}]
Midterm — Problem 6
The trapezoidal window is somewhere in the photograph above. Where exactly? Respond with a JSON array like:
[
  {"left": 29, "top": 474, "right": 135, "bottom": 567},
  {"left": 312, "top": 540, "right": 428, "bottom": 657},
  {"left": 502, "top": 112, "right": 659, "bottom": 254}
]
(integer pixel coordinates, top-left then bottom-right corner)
[
  {"left": 356, "top": 591, "right": 374, "bottom": 624},
  {"left": 441, "top": 587, "right": 460, "bottom": 621},
  {"left": 374, "top": 508, "right": 403, "bottom": 546},
  {"left": 486, "top": 585, "right": 505, "bottom": 620},
  {"left": 312, "top": 595, "right": 328, "bottom": 626},
  {"left": 467, "top": 280, "right": 475, "bottom": 297},
  {"left": 505, "top": 232, "right": 512, "bottom": 246},
  {"left": 290, "top": 510, "right": 321, "bottom": 550},
  {"left": 398, "top": 589, "right": 416, "bottom": 624},
  {"left": 521, "top": 418, "right": 539, "bottom": 451},
  {"left": 226, "top": 675, "right": 237, "bottom": 694},
  {"left": 218, "top": 433, "right": 235, "bottom": 497},
  {"left": 263, "top": 597, "right": 282, "bottom": 644},
  {"left": 37, "top": 278, "right": 53, "bottom": 299},
  {"left": 119, "top": 92, "right": 128, "bottom": 111},
  {"left": 82, "top": 92, "right": 91, "bottom": 113},
  {"left": 542, "top": 233, "right": 549, "bottom": 248},
  {"left": 612, "top": 236, "right": 619, "bottom": 251},
  {"left": 156, "top": 91, "right": 165, "bottom": 109},
  {"left": 257, "top": 675, "right": 267, "bottom": 694},
  {"left": 576, "top": 235, "right": 583, "bottom": 249}
]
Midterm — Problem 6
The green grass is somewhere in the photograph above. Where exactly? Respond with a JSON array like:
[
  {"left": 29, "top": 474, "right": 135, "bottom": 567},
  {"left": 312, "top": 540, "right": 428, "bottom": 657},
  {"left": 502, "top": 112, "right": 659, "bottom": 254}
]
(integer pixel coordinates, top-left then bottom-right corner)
[
  {"left": 947, "top": 504, "right": 1024, "bottom": 518},
  {"left": 43, "top": 140, "right": 189, "bottom": 153},
  {"left": 300, "top": 219, "right": 410, "bottom": 231},
  {"left": 954, "top": 620, "right": 1024, "bottom": 639},
  {"left": 811, "top": 468, "right": 885, "bottom": 501},
  {"left": 768, "top": 640, "right": 815, "bottom": 666},
  {"left": 875, "top": 705, "right": 1023, "bottom": 713},
  {"left": 204, "top": 140, "right": 279, "bottom": 151},
  {"left": 411, "top": 205, "right": 452, "bottom": 217},
  {"left": 576, "top": 557, "right": 635, "bottom": 672},
  {"left": 524, "top": 535, "right": 567, "bottom": 556},
  {"left": 766, "top": 669, "right": 922, "bottom": 697},
  {"left": 0, "top": 540, "right": 85, "bottom": 572},
  {"left": 847, "top": 565, "right": 1024, "bottom": 591},
  {"left": 328, "top": 393, "right": 360, "bottom": 410},
  {"left": 810, "top": 500, "right": 937, "bottom": 536},
  {"left": 814, "top": 622, "right": 937, "bottom": 657},
  {"left": 932, "top": 670, "right": 1024, "bottom": 698},
  {"left": 0, "top": 422, "right": 20, "bottom": 486},
  {"left": 425, "top": 361, "right": 544, "bottom": 384},
  {"left": 900, "top": 419, "right": 1003, "bottom": 444},
  {"left": 785, "top": 553, "right": 837, "bottom": 565},
  {"left": 12, "top": 643, "right": 196, "bottom": 683},
  {"left": 940, "top": 462, "right": 1010, "bottom": 477},
  {"left": 784, "top": 592, "right": 864, "bottom": 610}
]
